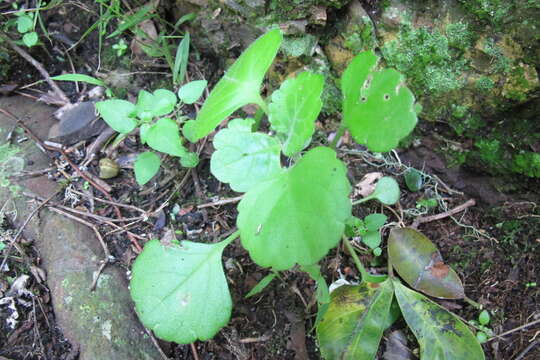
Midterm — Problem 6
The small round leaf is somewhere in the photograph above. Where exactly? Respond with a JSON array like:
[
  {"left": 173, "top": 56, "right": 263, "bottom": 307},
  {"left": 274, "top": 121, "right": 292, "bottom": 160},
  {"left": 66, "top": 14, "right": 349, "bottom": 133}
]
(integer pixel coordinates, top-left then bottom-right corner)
[
  {"left": 22, "top": 32, "right": 38, "bottom": 47},
  {"left": 146, "top": 118, "right": 187, "bottom": 157},
  {"left": 178, "top": 80, "right": 207, "bottom": 104},
  {"left": 134, "top": 151, "right": 160, "bottom": 185},
  {"left": 95, "top": 99, "right": 137, "bottom": 134}
]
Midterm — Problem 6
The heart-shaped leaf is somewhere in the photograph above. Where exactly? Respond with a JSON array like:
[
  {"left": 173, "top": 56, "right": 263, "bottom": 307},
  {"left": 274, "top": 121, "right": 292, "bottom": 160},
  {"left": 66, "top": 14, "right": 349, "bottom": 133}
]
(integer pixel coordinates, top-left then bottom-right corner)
[
  {"left": 134, "top": 151, "right": 160, "bottom": 185},
  {"left": 342, "top": 51, "right": 417, "bottom": 152},
  {"left": 95, "top": 99, "right": 137, "bottom": 134},
  {"left": 183, "top": 29, "right": 282, "bottom": 142},
  {"left": 135, "top": 89, "right": 177, "bottom": 121},
  {"left": 317, "top": 281, "right": 395, "bottom": 360},
  {"left": 178, "top": 80, "right": 207, "bottom": 104},
  {"left": 238, "top": 147, "right": 351, "bottom": 270},
  {"left": 393, "top": 281, "right": 485, "bottom": 360},
  {"left": 358, "top": 176, "right": 400, "bottom": 205},
  {"left": 388, "top": 228, "right": 464, "bottom": 299},
  {"left": 146, "top": 118, "right": 187, "bottom": 157},
  {"left": 364, "top": 213, "right": 387, "bottom": 231},
  {"left": 130, "top": 239, "right": 232, "bottom": 344},
  {"left": 210, "top": 118, "right": 282, "bottom": 192},
  {"left": 268, "top": 71, "right": 324, "bottom": 156}
]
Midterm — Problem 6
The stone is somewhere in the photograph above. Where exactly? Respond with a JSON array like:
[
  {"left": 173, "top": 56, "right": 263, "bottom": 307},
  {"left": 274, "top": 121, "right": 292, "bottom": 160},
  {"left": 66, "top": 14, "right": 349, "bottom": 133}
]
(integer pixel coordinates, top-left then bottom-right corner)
[
  {"left": 48, "top": 101, "right": 109, "bottom": 145},
  {"left": 0, "top": 96, "right": 160, "bottom": 360}
]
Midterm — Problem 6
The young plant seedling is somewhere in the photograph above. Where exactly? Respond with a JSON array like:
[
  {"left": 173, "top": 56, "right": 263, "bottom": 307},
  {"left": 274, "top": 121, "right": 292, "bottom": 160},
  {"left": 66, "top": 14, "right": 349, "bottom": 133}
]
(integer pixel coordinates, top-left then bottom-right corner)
[
  {"left": 95, "top": 80, "right": 206, "bottom": 185},
  {"left": 129, "top": 29, "right": 486, "bottom": 359}
]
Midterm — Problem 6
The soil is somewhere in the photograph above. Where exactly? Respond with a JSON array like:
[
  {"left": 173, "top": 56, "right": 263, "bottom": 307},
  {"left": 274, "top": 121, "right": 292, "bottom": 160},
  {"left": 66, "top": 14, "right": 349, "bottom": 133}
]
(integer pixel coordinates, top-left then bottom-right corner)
[{"left": 0, "top": 1, "right": 539, "bottom": 360}]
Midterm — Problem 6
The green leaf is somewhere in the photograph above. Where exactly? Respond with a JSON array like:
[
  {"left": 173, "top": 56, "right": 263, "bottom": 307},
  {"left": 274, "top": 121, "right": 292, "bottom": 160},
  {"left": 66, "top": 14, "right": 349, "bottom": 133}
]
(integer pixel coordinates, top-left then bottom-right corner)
[
  {"left": 0, "top": 242, "right": 6, "bottom": 251},
  {"left": 179, "top": 152, "right": 199, "bottom": 168},
  {"left": 51, "top": 74, "right": 106, "bottom": 87},
  {"left": 130, "top": 239, "right": 232, "bottom": 344},
  {"left": 302, "top": 264, "right": 331, "bottom": 327},
  {"left": 107, "top": 4, "right": 153, "bottom": 38},
  {"left": 139, "top": 123, "right": 151, "bottom": 144},
  {"left": 183, "top": 29, "right": 283, "bottom": 142},
  {"left": 178, "top": 80, "right": 207, "bottom": 104},
  {"left": 478, "top": 310, "right": 490, "bottom": 326},
  {"left": 388, "top": 228, "right": 464, "bottom": 299},
  {"left": 268, "top": 71, "right": 324, "bottom": 156},
  {"left": 146, "top": 118, "right": 187, "bottom": 157},
  {"left": 364, "top": 213, "right": 387, "bottom": 231},
  {"left": 359, "top": 176, "right": 400, "bottom": 205},
  {"left": 342, "top": 51, "right": 417, "bottom": 152},
  {"left": 22, "top": 32, "right": 38, "bottom": 47},
  {"left": 16, "top": 15, "right": 33, "bottom": 33},
  {"left": 404, "top": 168, "right": 424, "bottom": 192},
  {"left": 210, "top": 118, "right": 282, "bottom": 192},
  {"left": 173, "top": 32, "right": 190, "bottom": 85},
  {"left": 317, "top": 281, "right": 395, "bottom": 360},
  {"left": 237, "top": 147, "right": 351, "bottom": 270},
  {"left": 95, "top": 99, "right": 137, "bottom": 134},
  {"left": 362, "top": 231, "right": 381, "bottom": 249},
  {"left": 134, "top": 151, "right": 160, "bottom": 185},
  {"left": 393, "top": 281, "right": 485, "bottom": 360},
  {"left": 135, "top": 89, "right": 177, "bottom": 121},
  {"left": 245, "top": 273, "right": 277, "bottom": 298}
]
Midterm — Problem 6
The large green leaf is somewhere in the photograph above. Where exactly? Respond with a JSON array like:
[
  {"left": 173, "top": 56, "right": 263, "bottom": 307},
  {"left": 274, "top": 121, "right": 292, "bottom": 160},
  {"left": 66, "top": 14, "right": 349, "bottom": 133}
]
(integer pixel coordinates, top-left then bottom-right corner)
[
  {"left": 388, "top": 228, "right": 464, "bottom": 299},
  {"left": 393, "top": 281, "right": 485, "bottom": 360},
  {"left": 146, "top": 118, "right": 188, "bottom": 157},
  {"left": 342, "top": 51, "right": 417, "bottom": 152},
  {"left": 317, "top": 281, "right": 395, "bottom": 360},
  {"left": 268, "top": 71, "right": 324, "bottom": 156},
  {"left": 130, "top": 239, "right": 232, "bottom": 344},
  {"left": 95, "top": 99, "right": 137, "bottom": 134},
  {"left": 210, "top": 118, "right": 282, "bottom": 192},
  {"left": 183, "top": 29, "right": 283, "bottom": 142},
  {"left": 237, "top": 146, "right": 351, "bottom": 270}
]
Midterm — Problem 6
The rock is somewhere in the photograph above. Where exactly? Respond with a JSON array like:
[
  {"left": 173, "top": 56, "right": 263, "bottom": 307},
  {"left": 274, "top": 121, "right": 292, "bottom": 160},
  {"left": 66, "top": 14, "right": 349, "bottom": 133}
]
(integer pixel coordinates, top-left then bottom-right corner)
[
  {"left": 48, "top": 101, "right": 109, "bottom": 145},
  {"left": 0, "top": 96, "right": 160, "bottom": 360}
]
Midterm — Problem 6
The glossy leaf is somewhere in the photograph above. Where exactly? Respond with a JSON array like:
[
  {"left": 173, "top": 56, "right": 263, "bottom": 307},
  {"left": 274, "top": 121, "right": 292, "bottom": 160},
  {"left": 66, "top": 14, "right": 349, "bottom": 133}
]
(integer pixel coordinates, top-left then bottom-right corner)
[
  {"left": 317, "top": 281, "right": 395, "bottom": 360},
  {"left": 238, "top": 147, "right": 351, "bottom": 270},
  {"left": 388, "top": 228, "right": 464, "bottom": 299},
  {"left": 342, "top": 51, "right": 417, "bottom": 152},
  {"left": 52, "top": 74, "right": 106, "bottom": 87},
  {"left": 393, "top": 281, "right": 485, "bottom": 360},
  {"left": 268, "top": 71, "right": 324, "bottom": 156},
  {"left": 183, "top": 29, "right": 282, "bottom": 142},
  {"left": 134, "top": 151, "right": 160, "bottom": 185},
  {"left": 210, "top": 118, "right": 282, "bottom": 192},
  {"left": 135, "top": 89, "right": 177, "bottom": 121},
  {"left": 245, "top": 273, "right": 277, "bottom": 298},
  {"left": 95, "top": 99, "right": 137, "bottom": 134},
  {"left": 404, "top": 168, "right": 424, "bottom": 192},
  {"left": 178, "top": 80, "right": 207, "bottom": 104},
  {"left": 146, "top": 118, "right": 188, "bottom": 157},
  {"left": 130, "top": 239, "right": 232, "bottom": 344},
  {"left": 360, "top": 176, "right": 400, "bottom": 205}
]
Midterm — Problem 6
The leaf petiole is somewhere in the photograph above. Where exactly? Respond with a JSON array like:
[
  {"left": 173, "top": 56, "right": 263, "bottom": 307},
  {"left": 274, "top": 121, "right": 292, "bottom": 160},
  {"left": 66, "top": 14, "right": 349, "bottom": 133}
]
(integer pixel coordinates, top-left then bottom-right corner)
[{"left": 342, "top": 236, "right": 387, "bottom": 283}]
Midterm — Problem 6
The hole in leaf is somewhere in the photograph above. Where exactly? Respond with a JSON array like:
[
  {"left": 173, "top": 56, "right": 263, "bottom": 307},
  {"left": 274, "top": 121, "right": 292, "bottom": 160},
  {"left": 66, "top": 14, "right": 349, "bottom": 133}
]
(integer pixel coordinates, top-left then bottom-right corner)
[
  {"left": 384, "top": 94, "right": 390, "bottom": 100},
  {"left": 361, "top": 96, "right": 367, "bottom": 102}
]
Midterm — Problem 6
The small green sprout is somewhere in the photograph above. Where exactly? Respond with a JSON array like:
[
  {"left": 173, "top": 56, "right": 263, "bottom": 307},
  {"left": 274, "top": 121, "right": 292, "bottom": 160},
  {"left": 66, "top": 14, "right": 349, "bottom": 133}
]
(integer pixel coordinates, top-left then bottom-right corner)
[{"left": 112, "top": 39, "right": 128, "bottom": 57}]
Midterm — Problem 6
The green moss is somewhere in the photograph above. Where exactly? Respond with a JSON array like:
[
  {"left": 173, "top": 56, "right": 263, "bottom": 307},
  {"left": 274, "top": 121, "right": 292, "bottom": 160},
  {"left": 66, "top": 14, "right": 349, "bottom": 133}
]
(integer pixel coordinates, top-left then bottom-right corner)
[
  {"left": 451, "top": 104, "right": 469, "bottom": 119},
  {"left": 445, "top": 22, "right": 474, "bottom": 51},
  {"left": 343, "top": 18, "right": 376, "bottom": 53},
  {"left": 381, "top": 25, "right": 469, "bottom": 96},
  {"left": 281, "top": 35, "right": 317, "bottom": 58},
  {"left": 475, "top": 76, "right": 495, "bottom": 91},
  {"left": 458, "top": 0, "right": 513, "bottom": 27},
  {"left": 268, "top": 0, "right": 348, "bottom": 20},
  {"left": 512, "top": 152, "right": 540, "bottom": 177},
  {"left": 483, "top": 38, "right": 511, "bottom": 74}
]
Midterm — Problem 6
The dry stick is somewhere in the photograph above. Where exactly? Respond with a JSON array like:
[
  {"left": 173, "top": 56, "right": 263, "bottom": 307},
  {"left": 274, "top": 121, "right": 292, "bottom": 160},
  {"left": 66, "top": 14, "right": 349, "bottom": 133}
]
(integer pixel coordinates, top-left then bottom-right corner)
[
  {"left": 70, "top": 188, "right": 147, "bottom": 214},
  {"left": 411, "top": 199, "right": 476, "bottom": 229},
  {"left": 190, "top": 343, "right": 200, "bottom": 360},
  {"left": 197, "top": 195, "right": 243, "bottom": 209},
  {"left": 514, "top": 340, "right": 539, "bottom": 360},
  {"left": 0, "top": 31, "right": 69, "bottom": 104},
  {"left": 144, "top": 328, "right": 169, "bottom": 360},
  {"left": 0, "top": 191, "right": 59, "bottom": 271},
  {"left": 486, "top": 318, "right": 540, "bottom": 343}
]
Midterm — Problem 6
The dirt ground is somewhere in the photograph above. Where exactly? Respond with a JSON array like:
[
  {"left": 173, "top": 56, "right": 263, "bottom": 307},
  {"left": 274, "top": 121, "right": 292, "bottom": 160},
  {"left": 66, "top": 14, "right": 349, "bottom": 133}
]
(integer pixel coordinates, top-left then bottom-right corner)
[{"left": 0, "top": 1, "right": 539, "bottom": 359}]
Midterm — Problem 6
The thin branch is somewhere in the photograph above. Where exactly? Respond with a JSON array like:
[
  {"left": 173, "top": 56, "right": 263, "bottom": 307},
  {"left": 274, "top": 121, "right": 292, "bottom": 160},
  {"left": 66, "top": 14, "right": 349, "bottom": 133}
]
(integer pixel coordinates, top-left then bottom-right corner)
[
  {"left": 411, "top": 199, "right": 476, "bottom": 229},
  {"left": 485, "top": 318, "right": 540, "bottom": 343},
  {"left": 197, "top": 196, "right": 243, "bottom": 209}
]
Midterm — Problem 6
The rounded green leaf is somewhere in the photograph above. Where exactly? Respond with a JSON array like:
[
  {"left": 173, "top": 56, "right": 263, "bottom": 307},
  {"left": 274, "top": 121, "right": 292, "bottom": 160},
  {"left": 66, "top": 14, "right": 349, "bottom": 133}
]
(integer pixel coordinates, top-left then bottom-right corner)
[
  {"left": 22, "top": 32, "right": 38, "bottom": 47},
  {"left": 394, "top": 281, "right": 485, "bottom": 360},
  {"left": 95, "top": 99, "right": 137, "bottom": 134},
  {"left": 183, "top": 29, "right": 283, "bottom": 142},
  {"left": 364, "top": 213, "right": 387, "bottom": 231},
  {"left": 16, "top": 15, "right": 33, "bottom": 33},
  {"left": 478, "top": 310, "right": 490, "bottom": 326},
  {"left": 180, "top": 152, "right": 199, "bottom": 168},
  {"left": 268, "top": 71, "right": 324, "bottom": 156},
  {"left": 362, "top": 231, "right": 381, "bottom": 249},
  {"left": 237, "top": 146, "right": 351, "bottom": 270},
  {"left": 317, "top": 281, "right": 395, "bottom": 360},
  {"left": 135, "top": 89, "right": 177, "bottom": 120},
  {"left": 130, "top": 239, "right": 232, "bottom": 344},
  {"left": 134, "top": 151, "right": 160, "bottom": 185},
  {"left": 360, "top": 176, "right": 400, "bottom": 205},
  {"left": 404, "top": 168, "right": 424, "bottom": 192},
  {"left": 146, "top": 118, "right": 187, "bottom": 157},
  {"left": 178, "top": 80, "right": 207, "bottom": 104},
  {"left": 388, "top": 228, "right": 465, "bottom": 299},
  {"left": 210, "top": 118, "right": 282, "bottom": 192},
  {"left": 342, "top": 51, "right": 418, "bottom": 152}
]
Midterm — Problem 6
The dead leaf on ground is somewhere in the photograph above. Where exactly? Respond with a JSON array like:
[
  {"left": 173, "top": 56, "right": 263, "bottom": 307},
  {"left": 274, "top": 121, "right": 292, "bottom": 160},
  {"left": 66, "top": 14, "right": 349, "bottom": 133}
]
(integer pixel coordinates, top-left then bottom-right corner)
[{"left": 354, "top": 172, "right": 383, "bottom": 198}]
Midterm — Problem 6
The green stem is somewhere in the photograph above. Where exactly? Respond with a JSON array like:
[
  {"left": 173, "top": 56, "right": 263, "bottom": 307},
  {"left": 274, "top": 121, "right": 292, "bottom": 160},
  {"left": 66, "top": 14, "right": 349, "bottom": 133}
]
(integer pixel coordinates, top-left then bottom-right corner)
[
  {"left": 351, "top": 196, "right": 371, "bottom": 206},
  {"left": 252, "top": 108, "right": 265, "bottom": 131},
  {"left": 464, "top": 296, "right": 482, "bottom": 310},
  {"left": 221, "top": 230, "right": 241, "bottom": 247},
  {"left": 343, "top": 235, "right": 388, "bottom": 283},
  {"left": 329, "top": 123, "right": 346, "bottom": 149},
  {"left": 254, "top": 95, "right": 269, "bottom": 116}
]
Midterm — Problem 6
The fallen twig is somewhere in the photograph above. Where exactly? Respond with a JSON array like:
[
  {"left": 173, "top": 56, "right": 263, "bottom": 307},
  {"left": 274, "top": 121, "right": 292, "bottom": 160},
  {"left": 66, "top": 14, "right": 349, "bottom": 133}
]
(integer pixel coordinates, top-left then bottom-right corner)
[
  {"left": 411, "top": 199, "right": 476, "bottom": 229},
  {"left": 198, "top": 195, "right": 243, "bottom": 209},
  {"left": 486, "top": 318, "right": 540, "bottom": 343}
]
